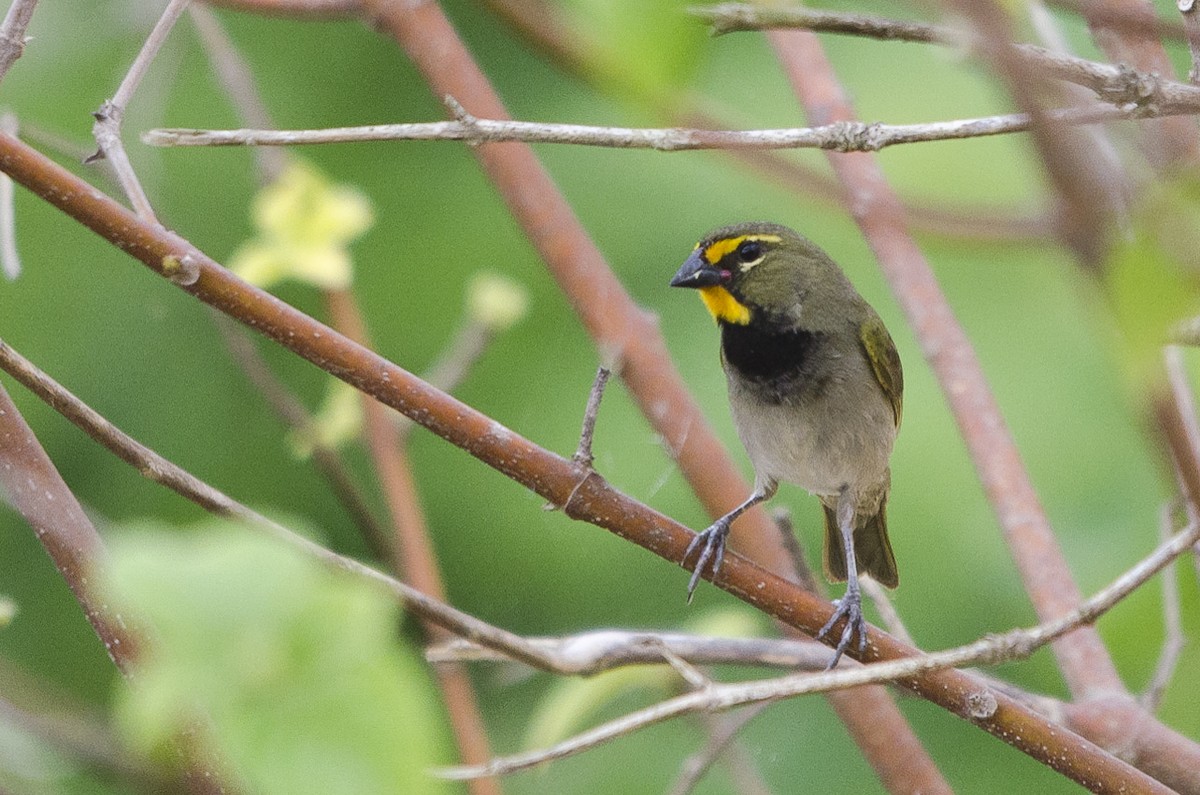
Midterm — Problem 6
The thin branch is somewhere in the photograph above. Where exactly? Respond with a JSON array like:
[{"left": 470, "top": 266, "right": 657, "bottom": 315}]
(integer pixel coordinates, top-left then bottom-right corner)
[
  {"left": 143, "top": 101, "right": 1179, "bottom": 153},
  {"left": 427, "top": 630, "right": 833, "bottom": 675},
  {"left": 480, "top": 0, "right": 1048, "bottom": 246},
  {"left": 0, "top": 90, "right": 1175, "bottom": 795},
  {"left": 691, "top": 4, "right": 1200, "bottom": 113},
  {"left": 573, "top": 366, "right": 611, "bottom": 467},
  {"left": 0, "top": 0, "right": 37, "bottom": 84},
  {"left": 1141, "top": 503, "right": 1186, "bottom": 711},
  {"left": 90, "top": 0, "right": 193, "bottom": 220},
  {"left": 187, "top": 2, "right": 289, "bottom": 181},
  {"left": 441, "top": 509, "right": 1200, "bottom": 780}
]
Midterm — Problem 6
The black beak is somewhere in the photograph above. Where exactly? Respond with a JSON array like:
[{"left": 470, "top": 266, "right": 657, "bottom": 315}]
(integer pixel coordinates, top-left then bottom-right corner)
[{"left": 669, "top": 250, "right": 724, "bottom": 289}]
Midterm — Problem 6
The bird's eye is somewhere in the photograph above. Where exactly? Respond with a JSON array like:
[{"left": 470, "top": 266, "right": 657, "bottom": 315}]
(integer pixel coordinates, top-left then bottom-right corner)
[{"left": 736, "top": 240, "right": 763, "bottom": 263}]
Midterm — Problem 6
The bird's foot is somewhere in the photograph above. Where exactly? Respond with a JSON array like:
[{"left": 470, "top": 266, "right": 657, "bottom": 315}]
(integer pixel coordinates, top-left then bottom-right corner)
[
  {"left": 816, "top": 587, "right": 867, "bottom": 669},
  {"left": 682, "top": 520, "right": 731, "bottom": 603}
]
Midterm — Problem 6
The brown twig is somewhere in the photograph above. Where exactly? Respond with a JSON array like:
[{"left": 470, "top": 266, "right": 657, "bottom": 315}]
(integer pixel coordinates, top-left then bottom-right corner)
[
  {"left": 211, "top": 314, "right": 394, "bottom": 559},
  {"left": 0, "top": 129, "right": 1173, "bottom": 794}
]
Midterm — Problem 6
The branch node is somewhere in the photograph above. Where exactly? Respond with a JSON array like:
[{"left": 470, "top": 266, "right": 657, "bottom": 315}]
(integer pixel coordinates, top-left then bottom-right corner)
[
  {"left": 829, "top": 120, "right": 884, "bottom": 152},
  {"left": 444, "top": 94, "right": 483, "bottom": 146},
  {"left": 1101, "top": 64, "right": 1164, "bottom": 111}
]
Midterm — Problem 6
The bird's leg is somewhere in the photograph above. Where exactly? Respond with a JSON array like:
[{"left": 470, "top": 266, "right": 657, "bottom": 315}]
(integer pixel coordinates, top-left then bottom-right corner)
[
  {"left": 683, "top": 481, "right": 777, "bottom": 602},
  {"left": 816, "top": 485, "right": 867, "bottom": 668}
]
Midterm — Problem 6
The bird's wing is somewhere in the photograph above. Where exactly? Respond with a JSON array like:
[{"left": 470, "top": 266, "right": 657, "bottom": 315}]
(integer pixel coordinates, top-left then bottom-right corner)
[{"left": 859, "top": 314, "right": 904, "bottom": 428}]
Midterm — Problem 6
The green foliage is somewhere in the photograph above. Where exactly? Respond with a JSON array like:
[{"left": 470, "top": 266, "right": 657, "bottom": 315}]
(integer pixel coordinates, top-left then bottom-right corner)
[
  {"left": 102, "top": 523, "right": 451, "bottom": 795},
  {"left": 558, "top": 0, "right": 708, "bottom": 100},
  {"left": 1104, "top": 171, "right": 1200, "bottom": 380}
]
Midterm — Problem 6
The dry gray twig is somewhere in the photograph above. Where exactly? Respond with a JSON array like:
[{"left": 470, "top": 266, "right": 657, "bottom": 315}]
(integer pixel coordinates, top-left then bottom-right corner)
[{"left": 89, "top": 0, "right": 192, "bottom": 220}]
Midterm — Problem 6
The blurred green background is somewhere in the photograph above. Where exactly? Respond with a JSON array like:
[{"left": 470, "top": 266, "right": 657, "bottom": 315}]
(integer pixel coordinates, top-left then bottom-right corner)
[{"left": 0, "top": 0, "right": 1197, "bottom": 792}]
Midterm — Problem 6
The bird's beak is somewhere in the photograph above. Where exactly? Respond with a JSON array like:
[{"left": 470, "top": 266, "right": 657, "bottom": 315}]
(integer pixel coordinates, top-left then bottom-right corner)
[{"left": 670, "top": 250, "right": 725, "bottom": 289}]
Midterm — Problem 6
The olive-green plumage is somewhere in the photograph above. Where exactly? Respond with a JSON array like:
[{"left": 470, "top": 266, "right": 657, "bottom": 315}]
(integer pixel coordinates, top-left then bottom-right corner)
[{"left": 671, "top": 221, "right": 903, "bottom": 664}]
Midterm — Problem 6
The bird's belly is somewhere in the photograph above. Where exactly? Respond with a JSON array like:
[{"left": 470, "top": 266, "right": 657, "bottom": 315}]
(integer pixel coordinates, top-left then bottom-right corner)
[{"left": 729, "top": 389, "right": 895, "bottom": 497}]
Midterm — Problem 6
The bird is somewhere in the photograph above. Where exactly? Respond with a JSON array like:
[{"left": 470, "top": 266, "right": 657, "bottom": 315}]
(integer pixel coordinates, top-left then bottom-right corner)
[{"left": 669, "top": 221, "right": 903, "bottom": 667}]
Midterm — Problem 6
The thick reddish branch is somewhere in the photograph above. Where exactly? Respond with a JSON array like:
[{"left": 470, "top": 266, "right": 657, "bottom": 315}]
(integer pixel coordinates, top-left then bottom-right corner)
[{"left": 0, "top": 130, "right": 1173, "bottom": 795}]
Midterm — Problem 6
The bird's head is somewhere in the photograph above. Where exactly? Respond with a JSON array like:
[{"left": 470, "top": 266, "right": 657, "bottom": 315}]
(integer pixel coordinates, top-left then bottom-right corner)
[{"left": 670, "top": 222, "right": 854, "bottom": 329}]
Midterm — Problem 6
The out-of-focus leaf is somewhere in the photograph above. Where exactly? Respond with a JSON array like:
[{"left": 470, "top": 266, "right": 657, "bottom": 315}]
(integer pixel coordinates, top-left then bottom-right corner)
[
  {"left": 467, "top": 272, "right": 530, "bottom": 333},
  {"left": 1104, "top": 172, "right": 1200, "bottom": 380},
  {"left": 559, "top": 0, "right": 708, "bottom": 99},
  {"left": 103, "top": 522, "right": 451, "bottom": 795}
]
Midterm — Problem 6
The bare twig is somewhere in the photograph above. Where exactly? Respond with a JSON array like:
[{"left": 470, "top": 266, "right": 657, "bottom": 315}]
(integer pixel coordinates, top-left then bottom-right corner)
[
  {"left": 427, "top": 630, "right": 833, "bottom": 674},
  {"left": 1141, "top": 503, "right": 1186, "bottom": 711},
  {"left": 0, "top": 0, "right": 37, "bottom": 83},
  {"left": 440, "top": 510, "right": 1200, "bottom": 780},
  {"left": 574, "top": 366, "right": 611, "bottom": 467},
  {"left": 143, "top": 101, "right": 1180, "bottom": 153},
  {"left": 187, "top": 3, "right": 288, "bottom": 180},
  {"left": 90, "top": 0, "right": 193, "bottom": 220}
]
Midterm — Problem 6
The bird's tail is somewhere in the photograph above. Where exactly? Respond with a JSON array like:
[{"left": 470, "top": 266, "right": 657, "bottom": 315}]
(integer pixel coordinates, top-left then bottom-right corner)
[{"left": 822, "top": 499, "right": 899, "bottom": 589}]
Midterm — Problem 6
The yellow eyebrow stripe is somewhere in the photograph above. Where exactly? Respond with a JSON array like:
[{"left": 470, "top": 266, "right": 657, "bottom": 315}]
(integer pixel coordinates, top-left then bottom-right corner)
[{"left": 701, "top": 234, "right": 782, "bottom": 264}]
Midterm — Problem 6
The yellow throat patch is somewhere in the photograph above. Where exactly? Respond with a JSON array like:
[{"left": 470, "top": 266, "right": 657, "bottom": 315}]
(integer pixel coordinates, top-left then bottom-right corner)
[{"left": 699, "top": 285, "right": 751, "bottom": 325}]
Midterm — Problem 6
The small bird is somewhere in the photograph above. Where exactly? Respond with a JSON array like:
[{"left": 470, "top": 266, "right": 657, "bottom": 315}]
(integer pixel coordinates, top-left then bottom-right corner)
[{"left": 670, "top": 222, "right": 903, "bottom": 667}]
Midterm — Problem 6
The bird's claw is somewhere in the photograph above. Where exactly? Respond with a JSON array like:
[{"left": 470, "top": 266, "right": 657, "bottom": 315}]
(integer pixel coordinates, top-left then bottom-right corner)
[
  {"left": 682, "top": 521, "right": 730, "bottom": 603},
  {"left": 816, "top": 589, "right": 867, "bottom": 669}
]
